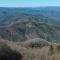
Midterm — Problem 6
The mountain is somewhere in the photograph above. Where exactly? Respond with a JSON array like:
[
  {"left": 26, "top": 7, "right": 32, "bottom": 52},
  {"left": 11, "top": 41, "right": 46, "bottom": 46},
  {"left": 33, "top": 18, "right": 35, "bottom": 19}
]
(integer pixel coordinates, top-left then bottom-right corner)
[
  {"left": 0, "top": 7, "right": 60, "bottom": 26},
  {"left": 0, "top": 7, "right": 60, "bottom": 43},
  {"left": 0, "top": 20, "right": 60, "bottom": 43}
]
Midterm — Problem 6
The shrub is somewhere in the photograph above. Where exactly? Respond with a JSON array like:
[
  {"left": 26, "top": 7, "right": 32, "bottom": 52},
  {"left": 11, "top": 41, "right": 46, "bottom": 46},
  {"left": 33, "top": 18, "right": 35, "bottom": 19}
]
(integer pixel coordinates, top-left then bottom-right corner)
[
  {"left": 48, "top": 45, "right": 54, "bottom": 55},
  {"left": 57, "top": 45, "right": 60, "bottom": 52},
  {"left": 0, "top": 43, "right": 23, "bottom": 60}
]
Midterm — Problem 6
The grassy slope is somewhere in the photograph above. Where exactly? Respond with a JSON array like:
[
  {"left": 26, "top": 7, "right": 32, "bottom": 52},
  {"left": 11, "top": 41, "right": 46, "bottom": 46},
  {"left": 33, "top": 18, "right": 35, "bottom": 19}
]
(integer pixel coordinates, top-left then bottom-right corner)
[
  {"left": 8, "top": 41, "right": 60, "bottom": 60},
  {"left": 0, "top": 38, "right": 60, "bottom": 60}
]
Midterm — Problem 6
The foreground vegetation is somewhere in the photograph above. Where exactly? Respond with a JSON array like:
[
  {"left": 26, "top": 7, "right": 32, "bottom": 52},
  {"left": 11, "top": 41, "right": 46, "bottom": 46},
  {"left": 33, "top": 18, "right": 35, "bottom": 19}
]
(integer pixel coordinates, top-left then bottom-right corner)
[{"left": 0, "top": 39, "right": 60, "bottom": 60}]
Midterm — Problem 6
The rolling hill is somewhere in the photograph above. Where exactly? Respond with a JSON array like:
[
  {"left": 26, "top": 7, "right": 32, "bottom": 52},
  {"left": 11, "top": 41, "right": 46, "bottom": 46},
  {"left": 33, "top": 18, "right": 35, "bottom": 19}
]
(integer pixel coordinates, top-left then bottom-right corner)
[{"left": 0, "top": 7, "right": 60, "bottom": 43}]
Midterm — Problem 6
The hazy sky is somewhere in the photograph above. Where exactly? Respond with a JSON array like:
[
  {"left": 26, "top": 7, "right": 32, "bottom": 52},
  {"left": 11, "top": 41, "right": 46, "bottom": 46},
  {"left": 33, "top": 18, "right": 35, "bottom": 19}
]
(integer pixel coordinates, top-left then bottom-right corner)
[{"left": 0, "top": 0, "right": 60, "bottom": 7}]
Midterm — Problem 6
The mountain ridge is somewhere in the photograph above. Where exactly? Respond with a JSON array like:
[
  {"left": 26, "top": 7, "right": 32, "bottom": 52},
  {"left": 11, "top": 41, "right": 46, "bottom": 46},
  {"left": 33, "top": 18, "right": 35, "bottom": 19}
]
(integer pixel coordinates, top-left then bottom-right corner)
[{"left": 0, "top": 7, "right": 60, "bottom": 43}]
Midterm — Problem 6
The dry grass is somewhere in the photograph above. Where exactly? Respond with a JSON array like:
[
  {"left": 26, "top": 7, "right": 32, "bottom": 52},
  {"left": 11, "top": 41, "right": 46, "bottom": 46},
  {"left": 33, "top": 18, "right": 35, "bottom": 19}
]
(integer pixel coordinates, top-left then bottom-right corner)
[
  {"left": 0, "top": 38, "right": 60, "bottom": 60},
  {"left": 22, "top": 38, "right": 50, "bottom": 48},
  {"left": 7, "top": 42, "right": 50, "bottom": 60},
  {"left": 10, "top": 42, "right": 60, "bottom": 60},
  {"left": 48, "top": 45, "right": 60, "bottom": 60}
]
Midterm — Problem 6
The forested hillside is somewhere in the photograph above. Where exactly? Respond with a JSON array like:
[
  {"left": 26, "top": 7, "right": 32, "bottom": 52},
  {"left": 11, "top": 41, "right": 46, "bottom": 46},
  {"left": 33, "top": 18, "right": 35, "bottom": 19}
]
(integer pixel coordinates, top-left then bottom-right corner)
[{"left": 0, "top": 7, "right": 60, "bottom": 43}]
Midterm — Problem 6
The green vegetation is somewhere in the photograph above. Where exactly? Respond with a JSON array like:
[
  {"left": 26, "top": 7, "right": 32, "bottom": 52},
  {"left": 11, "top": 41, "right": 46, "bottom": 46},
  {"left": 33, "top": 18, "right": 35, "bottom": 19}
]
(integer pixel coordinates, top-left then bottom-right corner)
[
  {"left": 1, "top": 20, "right": 60, "bottom": 42},
  {"left": 56, "top": 45, "right": 60, "bottom": 53},
  {"left": 48, "top": 45, "right": 54, "bottom": 55},
  {"left": 0, "top": 7, "right": 60, "bottom": 43},
  {"left": 48, "top": 44, "right": 60, "bottom": 56}
]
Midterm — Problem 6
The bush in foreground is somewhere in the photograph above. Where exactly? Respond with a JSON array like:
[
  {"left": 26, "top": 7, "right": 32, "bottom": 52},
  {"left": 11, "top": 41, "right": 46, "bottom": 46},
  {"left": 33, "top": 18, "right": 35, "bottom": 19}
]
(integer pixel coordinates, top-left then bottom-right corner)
[{"left": 0, "top": 43, "right": 23, "bottom": 60}]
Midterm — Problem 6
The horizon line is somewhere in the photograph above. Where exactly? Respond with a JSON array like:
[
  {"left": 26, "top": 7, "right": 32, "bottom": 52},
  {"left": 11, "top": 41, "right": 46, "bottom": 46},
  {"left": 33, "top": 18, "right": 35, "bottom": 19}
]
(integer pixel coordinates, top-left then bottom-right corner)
[{"left": 0, "top": 6, "right": 60, "bottom": 8}]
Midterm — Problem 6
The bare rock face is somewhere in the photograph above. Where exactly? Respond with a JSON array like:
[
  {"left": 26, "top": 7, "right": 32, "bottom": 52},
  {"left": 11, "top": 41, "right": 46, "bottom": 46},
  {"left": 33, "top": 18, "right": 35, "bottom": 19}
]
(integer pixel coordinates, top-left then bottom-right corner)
[{"left": 0, "top": 42, "right": 23, "bottom": 60}]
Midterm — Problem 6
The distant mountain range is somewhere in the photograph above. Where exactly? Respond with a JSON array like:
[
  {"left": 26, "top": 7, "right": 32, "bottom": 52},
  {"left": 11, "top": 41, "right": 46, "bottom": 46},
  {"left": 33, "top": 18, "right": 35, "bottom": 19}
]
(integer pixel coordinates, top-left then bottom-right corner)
[{"left": 0, "top": 7, "right": 60, "bottom": 43}]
